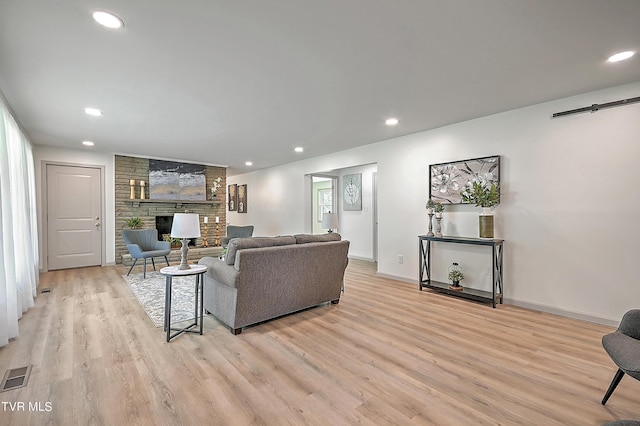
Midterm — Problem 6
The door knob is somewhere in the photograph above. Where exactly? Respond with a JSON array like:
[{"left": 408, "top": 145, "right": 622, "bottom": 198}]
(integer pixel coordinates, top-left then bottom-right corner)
[{"left": 95, "top": 222, "right": 101, "bottom": 227}]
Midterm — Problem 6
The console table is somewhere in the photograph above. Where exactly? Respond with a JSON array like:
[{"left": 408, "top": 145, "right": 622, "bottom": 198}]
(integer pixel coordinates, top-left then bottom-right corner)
[{"left": 419, "top": 235, "right": 504, "bottom": 308}]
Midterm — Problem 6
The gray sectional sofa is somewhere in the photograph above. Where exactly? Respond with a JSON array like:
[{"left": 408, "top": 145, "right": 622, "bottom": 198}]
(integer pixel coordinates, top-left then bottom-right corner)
[{"left": 198, "top": 233, "right": 350, "bottom": 334}]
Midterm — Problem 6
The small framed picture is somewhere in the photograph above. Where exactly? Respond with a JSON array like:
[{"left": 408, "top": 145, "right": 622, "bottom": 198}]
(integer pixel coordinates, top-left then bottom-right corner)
[
  {"left": 238, "top": 184, "right": 247, "bottom": 213},
  {"left": 343, "top": 173, "right": 362, "bottom": 211},
  {"left": 228, "top": 184, "right": 238, "bottom": 211}
]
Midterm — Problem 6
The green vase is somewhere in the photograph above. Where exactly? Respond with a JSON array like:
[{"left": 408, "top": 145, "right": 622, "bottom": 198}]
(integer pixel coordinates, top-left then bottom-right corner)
[{"left": 479, "top": 213, "right": 494, "bottom": 238}]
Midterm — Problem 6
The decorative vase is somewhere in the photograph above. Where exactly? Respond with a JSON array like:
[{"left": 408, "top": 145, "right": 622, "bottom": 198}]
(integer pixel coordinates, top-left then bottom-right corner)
[
  {"left": 479, "top": 207, "right": 494, "bottom": 239},
  {"left": 434, "top": 212, "right": 443, "bottom": 237}
]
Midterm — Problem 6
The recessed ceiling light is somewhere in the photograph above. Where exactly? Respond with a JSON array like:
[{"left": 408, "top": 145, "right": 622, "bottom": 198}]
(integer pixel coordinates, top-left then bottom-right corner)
[
  {"left": 245, "top": 161, "right": 253, "bottom": 166},
  {"left": 84, "top": 107, "right": 103, "bottom": 117},
  {"left": 608, "top": 51, "right": 635, "bottom": 62},
  {"left": 294, "top": 147, "right": 304, "bottom": 153},
  {"left": 385, "top": 118, "right": 399, "bottom": 126},
  {"left": 92, "top": 11, "right": 124, "bottom": 29},
  {"left": 82, "top": 141, "right": 95, "bottom": 146}
]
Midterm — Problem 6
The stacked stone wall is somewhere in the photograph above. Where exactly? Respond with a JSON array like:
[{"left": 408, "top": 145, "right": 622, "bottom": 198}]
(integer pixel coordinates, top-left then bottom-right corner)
[{"left": 115, "top": 155, "right": 226, "bottom": 264}]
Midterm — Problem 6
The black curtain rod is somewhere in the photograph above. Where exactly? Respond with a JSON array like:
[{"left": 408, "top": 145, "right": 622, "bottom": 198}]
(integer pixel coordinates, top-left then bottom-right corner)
[{"left": 552, "top": 96, "right": 640, "bottom": 118}]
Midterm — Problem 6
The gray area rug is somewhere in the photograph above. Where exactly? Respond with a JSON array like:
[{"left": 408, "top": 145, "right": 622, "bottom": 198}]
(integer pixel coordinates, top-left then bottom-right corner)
[{"left": 123, "top": 271, "right": 198, "bottom": 327}]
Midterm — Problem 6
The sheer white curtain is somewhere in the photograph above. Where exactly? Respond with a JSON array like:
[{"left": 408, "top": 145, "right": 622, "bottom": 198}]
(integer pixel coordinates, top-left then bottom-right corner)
[{"left": 0, "top": 103, "right": 39, "bottom": 348}]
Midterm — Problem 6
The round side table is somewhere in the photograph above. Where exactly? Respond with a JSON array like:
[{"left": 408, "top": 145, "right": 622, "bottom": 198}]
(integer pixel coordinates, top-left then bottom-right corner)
[{"left": 160, "top": 264, "right": 208, "bottom": 342}]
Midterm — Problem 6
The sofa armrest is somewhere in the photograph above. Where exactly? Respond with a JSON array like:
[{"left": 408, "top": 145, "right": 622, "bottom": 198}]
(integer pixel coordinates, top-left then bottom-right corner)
[{"left": 199, "top": 256, "right": 239, "bottom": 287}]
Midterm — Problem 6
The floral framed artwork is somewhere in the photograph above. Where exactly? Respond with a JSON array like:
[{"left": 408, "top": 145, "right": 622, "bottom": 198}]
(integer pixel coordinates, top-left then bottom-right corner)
[
  {"left": 429, "top": 155, "right": 500, "bottom": 204},
  {"left": 228, "top": 184, "right": 237, "bottom": 211},
  {"left": 343, "top": 173, "right": 362, "bottom": 211}
]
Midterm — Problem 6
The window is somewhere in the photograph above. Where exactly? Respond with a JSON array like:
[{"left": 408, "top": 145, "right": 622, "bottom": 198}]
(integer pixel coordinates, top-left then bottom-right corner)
[{"left": 317, "top": 188, "right": 332, "bottom": 222}]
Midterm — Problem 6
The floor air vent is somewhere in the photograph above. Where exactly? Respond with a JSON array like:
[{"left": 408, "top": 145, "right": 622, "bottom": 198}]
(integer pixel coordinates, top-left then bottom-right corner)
[
  {"left": 1, "top": 365, "right": 32, "bottom": 392},
  {"left": 40, "top": 288, "right": 52, "bottom": 294}
]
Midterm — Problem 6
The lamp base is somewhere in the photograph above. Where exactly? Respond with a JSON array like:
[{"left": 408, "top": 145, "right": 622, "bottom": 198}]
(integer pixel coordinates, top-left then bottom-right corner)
[{"left": 178, "top": 239, "right": 191, "bottom": 270}]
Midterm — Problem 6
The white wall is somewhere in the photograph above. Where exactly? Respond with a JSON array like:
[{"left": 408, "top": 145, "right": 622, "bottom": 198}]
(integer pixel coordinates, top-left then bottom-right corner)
[
  {"left": 229, "top": 82, "right": 640, "bottom": 324},
  {"left": 32, "top": 146, "right": 116, "bottom": 267},
  {"left": 226, "top": 146, "right": 381, "bottom": 236},
  {"left": 337, "top": 164, "right": 377, "bottom": 260}
]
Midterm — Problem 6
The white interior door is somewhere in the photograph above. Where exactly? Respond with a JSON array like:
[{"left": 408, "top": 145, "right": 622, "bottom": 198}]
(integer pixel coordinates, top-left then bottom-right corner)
[{"left": 47, "top": 164, "right": 102, "bottom": 270}]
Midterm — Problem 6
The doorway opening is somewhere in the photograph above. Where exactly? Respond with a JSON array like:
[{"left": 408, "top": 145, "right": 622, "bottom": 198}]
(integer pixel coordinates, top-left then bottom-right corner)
[{"left": 310, "top": 175, "right": 337, "bottom": 234}]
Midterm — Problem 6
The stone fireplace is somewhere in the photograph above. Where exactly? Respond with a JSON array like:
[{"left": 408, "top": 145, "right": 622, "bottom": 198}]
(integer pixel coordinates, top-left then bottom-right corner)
[{"left": 115, "top": 155, "right": 226, "bottom": 264}]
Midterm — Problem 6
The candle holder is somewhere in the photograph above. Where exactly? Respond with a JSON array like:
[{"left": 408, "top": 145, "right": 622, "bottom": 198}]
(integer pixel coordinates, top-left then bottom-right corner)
[
  {"left": 129, "top": 179, "right": 135, "bottom": 199},
  {"left": 212, "top": 216, "right": 221, "bottom": 246},
  {"left": 202, "top": 223, "right": 209, "bottom": 247},
  {"left": 435, "top": 212, "right": 443, "bottom": 237},
  {"left": 426, "top": 209, "right": 434, "bottom": 237}
]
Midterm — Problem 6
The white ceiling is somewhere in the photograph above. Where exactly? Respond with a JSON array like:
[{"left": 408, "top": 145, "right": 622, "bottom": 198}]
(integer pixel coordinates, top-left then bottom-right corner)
[{"left": 0, "top": 1, "right": 638, "bottom": 175}]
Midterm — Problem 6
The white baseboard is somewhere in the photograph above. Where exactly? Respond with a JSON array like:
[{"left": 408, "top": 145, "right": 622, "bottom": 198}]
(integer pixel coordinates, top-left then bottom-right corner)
[
  {"left": 504, "top": 298, "right": 619, "bottom": 327},
  {"left": 372, "top": 272, "right": 619, "bottom": 328},
  {"left": 374, "top": 272, "right": 416, "bottom": 285},
  {"left": 348, "top": 255, "right": 375, "bottom": 262}
]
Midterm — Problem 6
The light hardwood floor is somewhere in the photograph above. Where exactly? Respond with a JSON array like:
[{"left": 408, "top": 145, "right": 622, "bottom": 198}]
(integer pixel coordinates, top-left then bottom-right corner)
[{"left": 0, "top": 259, "right": 637, "bottom": 425}]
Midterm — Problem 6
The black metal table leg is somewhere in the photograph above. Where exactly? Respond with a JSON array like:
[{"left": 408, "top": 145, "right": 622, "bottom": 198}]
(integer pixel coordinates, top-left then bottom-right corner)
[{"left": 165, "top": 275, "right": 172, "bottom": 341}]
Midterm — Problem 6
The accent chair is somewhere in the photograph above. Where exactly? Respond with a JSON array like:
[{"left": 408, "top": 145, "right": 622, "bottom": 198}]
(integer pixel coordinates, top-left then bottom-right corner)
[
  {"left": 121, "top": 228, "right": 171, "bottom": 278},
  {"left": 221, "top": 225, "right": 254, "bottom": 248},
  {"left": 601, "top": 309, "right": 640, "bottom": 404}
]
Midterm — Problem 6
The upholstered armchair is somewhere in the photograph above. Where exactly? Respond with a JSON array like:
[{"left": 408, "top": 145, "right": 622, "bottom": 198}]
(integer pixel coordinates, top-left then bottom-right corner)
[
  {"left": 121, "top": 229, "right": 171, "bottom": 278},
  {"left": 601, "top": 309, "right": 640, "bottom": 404},
  {"left": 221, "top": 225, "right": 254, "bottom": 248}
]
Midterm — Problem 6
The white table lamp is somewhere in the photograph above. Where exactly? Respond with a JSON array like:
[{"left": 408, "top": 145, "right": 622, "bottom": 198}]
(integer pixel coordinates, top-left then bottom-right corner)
[
  {"left": 322, "top": 212, "right": 339, "bottom": 233},
  {"left": 171, "top": 213, "right": 201, "bottom": 269}
]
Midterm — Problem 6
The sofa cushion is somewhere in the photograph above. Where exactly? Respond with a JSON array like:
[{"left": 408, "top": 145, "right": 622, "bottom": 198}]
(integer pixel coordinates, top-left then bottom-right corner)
[
  {"left": 294, "top": 233, "right": 341, "bottom": 244},
  {"left": 226, "top": 236, "right": 296, "bottom": 265}
]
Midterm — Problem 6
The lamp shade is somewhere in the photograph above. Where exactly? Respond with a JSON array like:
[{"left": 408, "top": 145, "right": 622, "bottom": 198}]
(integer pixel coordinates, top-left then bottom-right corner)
[
  {"left": 170, "top": 213, "right": 201, "bottom": 238},
  {"left": 321, "top": 212, "right": 339, "bottom": 230}
]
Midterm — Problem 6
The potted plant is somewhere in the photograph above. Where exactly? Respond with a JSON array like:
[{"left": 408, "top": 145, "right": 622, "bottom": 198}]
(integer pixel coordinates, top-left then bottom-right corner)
[
  {"left": 460, "top": 180, "right": 500, "bottom": 208},
  {"left": 125, "top": 217, "right": 143, "bottom": 229},
  {"left": 425, "top": 198, "right": 437, "bottom": 214},
  {"left": 434, "top": 201, "right": 444, "bottom": 217},
  {"left": 460, "top": 179, "right": 500, "bottom": 238},
  {"left": 425, "top": 199, "right": 437, "bottom": 236},
  {"left": 163, "top": 234, "right": 182, "bottom": 248},
  {"left": 448, "top": 269, "right": 465, "bottom": 288},
  {"left": 218, "top": 246, "right": 227, "bottom": 261}
]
